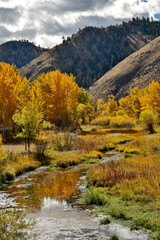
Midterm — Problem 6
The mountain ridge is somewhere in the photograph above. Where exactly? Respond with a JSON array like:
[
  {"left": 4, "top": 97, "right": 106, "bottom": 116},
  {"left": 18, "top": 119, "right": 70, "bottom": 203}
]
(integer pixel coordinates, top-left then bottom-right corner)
[
  {"left": 0, "top": 40, "right": 47, "bottom": 68},
  {"left": 20, "top": 18, "right": 160, "bottom": 87},
  {"left": 88, "top": 36, "right": 160, "bottom": 102}
]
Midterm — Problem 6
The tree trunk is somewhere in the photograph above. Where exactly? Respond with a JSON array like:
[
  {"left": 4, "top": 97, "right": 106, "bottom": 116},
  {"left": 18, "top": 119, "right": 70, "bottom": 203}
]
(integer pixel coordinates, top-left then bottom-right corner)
[
  {"left": 28, "top": 137, "right": 30, "bottom": 152},
  {"left": 25, "top": 138, "right": 27, "bottom": 151},
  {"left": 148, "top": 124, "right": 155, "bottom": 134}
]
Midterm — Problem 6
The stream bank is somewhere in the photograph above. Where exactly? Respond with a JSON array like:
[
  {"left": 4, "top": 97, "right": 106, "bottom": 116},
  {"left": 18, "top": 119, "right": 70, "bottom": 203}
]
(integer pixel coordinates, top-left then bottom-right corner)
[{"left": 0, "top": 151, "right": 151, "bottom": 240}]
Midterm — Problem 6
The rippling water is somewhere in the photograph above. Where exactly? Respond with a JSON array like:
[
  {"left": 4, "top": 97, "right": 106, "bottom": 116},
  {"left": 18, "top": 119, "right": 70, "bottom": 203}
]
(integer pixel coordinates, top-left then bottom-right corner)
[{"left": 0, "top": 156, "right": 151, "bottom": 240}]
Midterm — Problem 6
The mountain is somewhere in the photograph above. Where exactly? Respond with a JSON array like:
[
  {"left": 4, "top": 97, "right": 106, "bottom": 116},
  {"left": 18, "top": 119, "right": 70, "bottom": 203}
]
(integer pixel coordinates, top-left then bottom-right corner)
[
  {"left": 0, "top": 40, "right": 47, "bottom": 68},
  {"left": 20, "top": 18, "right": 160, "bottom": 88},
  {"left": 88, "top": 36, "right": 160, "bottom": 102}
]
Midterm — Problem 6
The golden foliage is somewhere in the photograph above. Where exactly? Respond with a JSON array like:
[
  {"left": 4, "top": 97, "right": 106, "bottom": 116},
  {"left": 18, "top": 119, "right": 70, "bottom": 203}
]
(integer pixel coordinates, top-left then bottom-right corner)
[
  {"left": 0, "top": 63, "right": 29, "bottom": 128},
  {"left": 109, "top": 115, "right": 135, "bottom": 129},
  {"left": 140, "top": 109, "right": 158, "bottom": 133},
  {"left": 33, "top": 70, "right": 79, "bottom": 127}
]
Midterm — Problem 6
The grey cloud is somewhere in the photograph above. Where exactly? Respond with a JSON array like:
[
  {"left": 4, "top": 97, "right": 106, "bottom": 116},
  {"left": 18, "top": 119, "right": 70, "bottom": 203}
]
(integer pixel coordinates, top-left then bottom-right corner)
[
  {"left": 0, "top": 7, "right": 22, "bottom": 25},
  {"left": 0, "top": 0, "right": 159, "bottom": 48},
  {"left": 40, "top": 19, "right": 69, "bottom": 35},
  {"left": 34, "top": 0, "right": 114, "bottom": 16},
  {"left": 14, "top": 27, "right": 37, "bottom": 40},
  {"left": 39, "top": 14, "right": 129, "bottom": 38},
  {"left": 122, "top": 2, "right": 149, "bottom": 17},
  {"left": 0, "top": 25, "right": 12, "bottom": 38},
  {"left": 77, "top": 15, "right": 129, "bottom": 28},
  {"left": 0, "top": 25, "right": 13, "bottom": 44},
  {"left": 0, "top": 25, "right": 37, "bottom": 45}
]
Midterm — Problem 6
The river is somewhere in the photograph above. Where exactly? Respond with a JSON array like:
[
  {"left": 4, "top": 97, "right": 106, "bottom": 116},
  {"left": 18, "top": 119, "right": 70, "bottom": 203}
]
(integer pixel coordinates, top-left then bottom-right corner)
[{"left": 0, "top": 152, "right": 151, "bottom": 240}]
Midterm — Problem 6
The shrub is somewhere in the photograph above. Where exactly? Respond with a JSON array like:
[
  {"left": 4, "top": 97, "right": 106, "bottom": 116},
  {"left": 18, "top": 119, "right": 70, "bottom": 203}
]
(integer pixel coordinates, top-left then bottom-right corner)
[
  {"left": 109, "top": 208, "right": 128, "bottom": 220},
  {"left": 100, "top": 217, "right": 110, "bottom": 224},
  {"left": 109, "top": 115, "right": 135, "bottom": 129},
  {"left": 152, "top": 232, "right": 160, "bottom": 240},
  {"left": 92, "top": 116, "right": 110, "bottom": 126},
  {"left": 109, "top": 235, "right": 119, "bottom": 240},
  {"left": 131, "top": 218, "right": 153, "bottom": 230},
  {"left": 0, "top": 209, "right": 35, "bottom": 240},
  {"left": 42, "top": 120, "right": 54, "bottom": 130},
  {"left": 140, "top": 109, "right": 158, "bottom": 134},
  {"left": 123, "top": 153, "right": 134, "bottom": 158},
  {"left": 53, "top": 132, "right": 78, "bottom": 151},
  {"left": 35, "top": 135, "right": 48, "bottom": 157},
  {"left": 80, "top": 187, "right": 107, "bottom": 205}
]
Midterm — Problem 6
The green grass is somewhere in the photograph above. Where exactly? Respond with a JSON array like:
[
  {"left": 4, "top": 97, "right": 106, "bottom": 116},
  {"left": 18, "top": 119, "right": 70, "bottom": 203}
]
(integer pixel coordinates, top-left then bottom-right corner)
[
  {"left": 100, "top": 217, "right": 111, "bottom": 224},
  {"left": 86, "top": 187, "right": 160, "bottom": 238},
  {"left": 80, "top": 187, "right": 107, "bottom": 206},
  {"left": 109, "top": 235, "right": 119, "bottom": 240}
]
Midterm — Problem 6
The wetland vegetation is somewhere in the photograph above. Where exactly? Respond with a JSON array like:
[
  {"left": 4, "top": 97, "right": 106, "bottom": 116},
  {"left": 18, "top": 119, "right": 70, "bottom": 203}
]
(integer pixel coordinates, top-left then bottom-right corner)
[{"left": 0, "top": 62, "right": 160, "bottom": 239}]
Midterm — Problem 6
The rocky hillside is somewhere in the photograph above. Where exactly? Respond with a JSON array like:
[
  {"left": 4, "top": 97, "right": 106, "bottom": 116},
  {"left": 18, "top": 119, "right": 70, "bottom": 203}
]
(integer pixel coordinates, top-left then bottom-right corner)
[
  {"left": 0, "top": 40, "right": 47, "bottom": 68},
  {"left": 20, "top": 18, "right": 160, "bottom": 88},
  {"left": 89, "top": 36, "right": 160, "bottom": 102}
]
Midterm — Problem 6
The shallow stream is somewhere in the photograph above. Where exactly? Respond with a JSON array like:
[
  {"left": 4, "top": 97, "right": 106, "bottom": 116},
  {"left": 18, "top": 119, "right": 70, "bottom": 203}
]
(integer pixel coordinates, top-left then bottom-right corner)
[{"left": 0, "top": 152, "right": 151, "bottom": 240}]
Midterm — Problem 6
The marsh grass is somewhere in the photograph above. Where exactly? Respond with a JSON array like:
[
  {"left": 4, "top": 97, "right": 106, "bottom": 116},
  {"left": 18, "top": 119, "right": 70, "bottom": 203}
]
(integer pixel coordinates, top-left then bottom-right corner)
[
  {"left": 80, "top": 187, "right": 107, "bottom": 205},
  {"left": 0, "top": 209, "right": 36, "bottom": 240},
  {"left": 2, "top": 153, "right": 40, "bottom": 183},
  {"left": 109, "top": 115, "right": 135, "bottom": 129},
  {"left": 116, "top": 133, "right": 160, "bottom": 156},
  {"left": 100, "top": 217, "right": 111, "bottom": 224},
  {"left": 84, "top": 133, "right": 160, "bottom": 237},
  {"left": 48, "top": 150, "right": 103, "bottom": 168},
  {"left": 109, "top": 235, "right": 119, "bottom": 240}
]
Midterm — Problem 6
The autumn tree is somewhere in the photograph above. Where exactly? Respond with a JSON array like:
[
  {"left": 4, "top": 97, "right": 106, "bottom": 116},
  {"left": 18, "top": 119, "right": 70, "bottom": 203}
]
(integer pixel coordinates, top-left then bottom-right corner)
[
  {"left": 105, "top": 94, "right": 118, "bottom": 115},
  {"left": 130, "top": 87, "right": 142, "bottom": 118},
  {"left": 96, "top": 95, "right": 117, "bottom": 117},
  {"left": 97, "top": 99, "right": 105, "bottom": 116},
  {"left": 12, "top": 102, "right": 43, "bottom": 151},
  {"left": 18, "top": 76, "right": 31, "bottom": 110},
  {"left": 76, "top": 88, "right": 95, "bottom": 124},
  {"left": 119, "top": 87, "right": 143, "bottom": 119},
  {"left": 0, "top": 63, "right": 31, "bottom": 135},
  {"left": 140, "top": 81, "right": 160, "bottom": 113},
  {"left": 119, "top": 95, "right": 133, "bottom": 117},
  {"left": 140, "top": 109, "right": 158, "bottom": 134},
  {"left": 32, "top": 70, "right": 79, "bottom": 128},
  {"left": 0, "top": 63, "right": 20, "bottom": 130}
]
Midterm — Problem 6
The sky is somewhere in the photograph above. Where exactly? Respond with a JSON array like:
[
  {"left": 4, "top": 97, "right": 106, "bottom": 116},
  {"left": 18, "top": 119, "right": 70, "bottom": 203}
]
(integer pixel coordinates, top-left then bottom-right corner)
[{"left": 0, "top": 0, "right": 160, "bottom": 48}]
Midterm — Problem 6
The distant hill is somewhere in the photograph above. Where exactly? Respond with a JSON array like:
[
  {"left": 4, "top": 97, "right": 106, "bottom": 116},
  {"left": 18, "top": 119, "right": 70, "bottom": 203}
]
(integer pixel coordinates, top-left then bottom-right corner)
[
  {"left": 88, "top": 36, "right": 160, "bottom": 102},
  {"left": 20, "top": 18, "right": 160, "bottom": 88},
  {"left": 0, "top": 40, "right": 47, "bottom": 68}
]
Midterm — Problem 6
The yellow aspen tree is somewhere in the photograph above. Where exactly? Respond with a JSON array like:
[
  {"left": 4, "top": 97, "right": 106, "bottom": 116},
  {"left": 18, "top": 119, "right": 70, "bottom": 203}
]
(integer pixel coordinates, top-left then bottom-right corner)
[
  {"left": 97, "top": 99, "right": 105, "bottom": 116},
  {"left": 33, "top": 70, "right": 79, "bottom": 127},
  {"left": 140, "top": 81, "right": 160, "bottom": 112},
  {"left": 0, "top": 63, "right": 23, "bottom": 130},
  {"left": 119, "top": 95, "right": 134, "bottom": 117},
  {"left": 18, "top": 76, "right": 31, "bottom": 110},
  {"left": 130, "top": 87, "right": 143, "bottom": 119},
  {"left": 31, "top": 80, "right": 45, "bottom": 114},
  {"left": 105, "top": 94, "right": 118, "bottom": 115}
]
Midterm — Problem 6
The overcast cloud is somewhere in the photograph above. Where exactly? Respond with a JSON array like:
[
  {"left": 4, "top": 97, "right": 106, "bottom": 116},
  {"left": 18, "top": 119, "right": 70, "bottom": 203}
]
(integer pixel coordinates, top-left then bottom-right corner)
[{"left": 0, "top": 0, "right": 160, "bottom": 48}]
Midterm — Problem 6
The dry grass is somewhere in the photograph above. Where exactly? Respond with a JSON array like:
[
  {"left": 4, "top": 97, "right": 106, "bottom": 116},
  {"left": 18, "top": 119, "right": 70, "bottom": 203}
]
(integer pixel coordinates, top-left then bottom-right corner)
[
  {"left": 87, "top": 133, "right": 160, "bottom": 202},
  {"left": 77, "top": 133, "right": 134, "bottom": 152},
  {"left": 2, "top": 153, "right": 40, "bottom": 181},
  {"left": 116, "top": 133, "right": 160, "bottom": 155},
  {"left": 48, "top": 149, "right": 103, "bottom": 168},
  {"left": 109, "top": 115, "right": 135, "bottom": 129}
]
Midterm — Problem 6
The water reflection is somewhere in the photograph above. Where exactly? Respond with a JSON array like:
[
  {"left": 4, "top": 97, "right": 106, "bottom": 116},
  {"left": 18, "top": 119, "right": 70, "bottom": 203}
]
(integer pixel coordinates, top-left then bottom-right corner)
[{"left": 1, "top": 168, "right": 83, "bottom": 212}]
